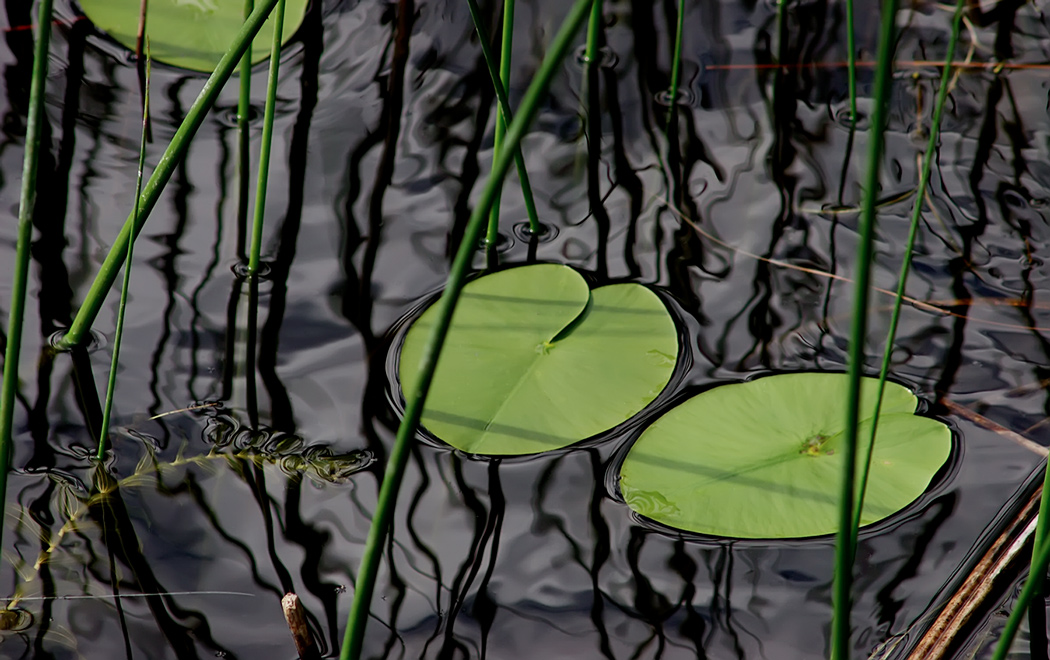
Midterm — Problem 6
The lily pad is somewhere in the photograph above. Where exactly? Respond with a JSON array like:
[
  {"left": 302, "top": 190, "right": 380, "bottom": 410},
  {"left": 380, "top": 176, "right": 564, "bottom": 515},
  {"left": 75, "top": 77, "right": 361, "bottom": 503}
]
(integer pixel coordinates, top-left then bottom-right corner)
[
  {"left": 79, "top": 0, "right": 308, "bottom": 72},
  {"left": 619, "top": 373, "right": 952, "bottom": 539},
  {"left": 398, "top": 264, "right": 678, "bottom": 455}
]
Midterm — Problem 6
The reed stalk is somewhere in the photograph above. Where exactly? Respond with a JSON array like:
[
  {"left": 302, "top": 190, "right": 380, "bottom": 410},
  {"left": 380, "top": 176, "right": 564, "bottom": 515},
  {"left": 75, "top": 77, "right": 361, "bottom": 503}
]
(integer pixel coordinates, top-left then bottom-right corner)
[
  {"left": 57, "top": 0, "right": 282, "bottom": 349},
  {"left": 0, "top": 0, "right": 54, "bottom": 553},
  {"left": 851, "top": 0, "right": 966, "bottom": 539},
  {"left": 238, "top": 0, "right": 255, "bottom": 260},
  {"left": 340, "top": 2, "right": 595, "bottom": 657},
  {"left": 98, "top": 49, "right": 151, "bottom": 460},
  {"left": 584, "top": 0, "right": 602, "bottom": 64},
  {"left": 665, "top": 0, "right": 686, "bottom": 129},
  {"left": 845, "top": 0, "right": 857, "bottom": 124},
  {"left": 463, "top": 0, "right": 540, "bottom": 237},
  {"left": 831, "top": 0, "right": 899, "bottom": 658},
  {"left": 485, "top": 0, "right": 515, "bottom": 248},
  {"left": 247, "top": 0, "right": 286, "bottom": 274}
]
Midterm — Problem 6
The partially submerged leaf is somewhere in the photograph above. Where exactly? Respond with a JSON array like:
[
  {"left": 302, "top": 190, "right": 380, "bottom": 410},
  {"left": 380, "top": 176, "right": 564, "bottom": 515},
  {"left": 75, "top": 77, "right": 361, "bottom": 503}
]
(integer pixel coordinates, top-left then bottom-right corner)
[
  {"left": 619, "top": 373, "right": 952, "bottom": 539},
  {"left": 399, "top": 264, "right": 678, "bottom": 455},
  {"left": 79, "top": 0, "right": 308, "bottom": 72}
]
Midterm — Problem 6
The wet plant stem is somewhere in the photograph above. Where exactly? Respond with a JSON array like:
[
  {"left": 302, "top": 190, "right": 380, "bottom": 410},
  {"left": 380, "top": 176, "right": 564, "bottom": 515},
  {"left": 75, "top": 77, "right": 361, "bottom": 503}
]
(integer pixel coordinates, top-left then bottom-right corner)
[
  {"left": 832, "top": 0, "right": 899, "bottom": 658},
  {"left": 666, "top": 0, "right": 685, "bottom": 130},
  {"left": 247, "top": 0, "right": 285, "bottom": 275},
  {"left": 585, "top": 0, "right": 602, "bottom": 64},
  {"left": 57, "top": 0, "right": 282, "bottom": 349},
  {"left": 463, "top": 0, "right": 540, "bottom": 238},
  {"left": 851, "top": 0, "right": 966, "bottom": 539},
  {"left": 340, "top": 1, "right": 595, "bottom": 657},
  {"left": 485, "top": 0, "right": 515, "bottom": 249},
  {"left": 846, "top": 0, "right": 857, "bottom": 123},
  {"left": 98, "top": 50, "right": 151, "bottom": 460},
  {"left": 0, "top": 0, "right": 54, "bottom": 554},
  {"left": 238, "top": 0, "right": 254, "bottom": 259}
]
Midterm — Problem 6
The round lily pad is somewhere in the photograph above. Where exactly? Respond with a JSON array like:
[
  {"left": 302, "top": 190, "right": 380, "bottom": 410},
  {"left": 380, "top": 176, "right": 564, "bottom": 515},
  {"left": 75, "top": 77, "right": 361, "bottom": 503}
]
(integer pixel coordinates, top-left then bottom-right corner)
[
  {"left": 79, "top": 0, "right": 308, "bottom": 72},
  {"left": 619, "top": 373, "right": 952, "bottom": 539},
  {"left": 398, "top": 264, "right": 679, "bottom": 456}
]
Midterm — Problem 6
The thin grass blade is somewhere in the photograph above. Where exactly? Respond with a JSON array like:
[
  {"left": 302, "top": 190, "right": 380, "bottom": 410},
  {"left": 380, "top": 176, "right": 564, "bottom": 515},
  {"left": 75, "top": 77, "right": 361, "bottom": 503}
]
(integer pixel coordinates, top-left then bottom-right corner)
[
  {"left": 832, "top": 0, "right": 900, "bottom": 658},
  {"left": 247, "top": 0, "right": 286, "bottom": 274},
  {"left": 665, "top": 0, "right": 685, "bottom": 129},
  {"left": 851, "top": 0, "right": 967, "bottom": 539},
  {"left": 237, "top": 0, "right": 255, "bottom": 260},
  {"left": 464, "top": 0, "right": 542, "bottom": 241},
  {"left": 98, "top": 46, "right": 152, "bottom": 460},
  {"left": 0, "top": 0, "right": 55, "bottom": 554},
  {"left": 485, "top": 0, "right": 515, "bottom": 249}
]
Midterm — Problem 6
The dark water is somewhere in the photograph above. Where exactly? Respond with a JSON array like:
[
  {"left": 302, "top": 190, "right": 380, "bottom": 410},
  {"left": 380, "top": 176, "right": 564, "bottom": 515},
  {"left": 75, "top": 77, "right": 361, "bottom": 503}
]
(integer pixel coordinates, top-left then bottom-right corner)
[{"left": 1, "top": 0, "right": 1049, "bottom": 658}]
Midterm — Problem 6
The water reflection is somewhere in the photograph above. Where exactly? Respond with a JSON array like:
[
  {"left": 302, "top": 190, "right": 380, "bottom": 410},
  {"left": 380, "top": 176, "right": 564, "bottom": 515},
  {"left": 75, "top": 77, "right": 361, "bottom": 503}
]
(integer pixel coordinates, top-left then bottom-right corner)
[{"left": 1, "top": 0, "right": 1049, "bottom": 657}]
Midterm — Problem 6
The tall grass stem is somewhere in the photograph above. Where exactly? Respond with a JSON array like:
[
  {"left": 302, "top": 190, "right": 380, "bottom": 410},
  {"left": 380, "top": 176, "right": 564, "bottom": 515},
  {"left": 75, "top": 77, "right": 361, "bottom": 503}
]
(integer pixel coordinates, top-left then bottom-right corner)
[
  {"left": 340, "top": 2, "right": 595, "bottom": 657},
  {"left": 98, "top": 49, "right": 151, "bottom": 460},
  {"left": 57, "top": 0, "right": 282, "bottom": 349},
  {"left": 237, "top": 0, "right": 255, "bottom": 259},
  {"left": 247, "top": 0, "right": 286, "bottom": 274},
  {"left": 0, "top": 0, "right": 54, "bottom": 554},
  {"left": 585, "top": 0, "right": 602, "bottom": 64},
  {"left": 463, "top": 0, "right": 540, "bottom": 236},
  {"left": 485, "top": 0, "right": 515, "bottom": 248},
  {"left": 850, "top": 0, "right": 965, "bottom": 539},
  {"left": 665, "top": 0, "right": 685, "bottom": 129},
  {"left": 846, "top": 0, "right": 857, "bottom": 124},
  {"left": 831, "top": 1, "right": 899, "bottom": 658}
]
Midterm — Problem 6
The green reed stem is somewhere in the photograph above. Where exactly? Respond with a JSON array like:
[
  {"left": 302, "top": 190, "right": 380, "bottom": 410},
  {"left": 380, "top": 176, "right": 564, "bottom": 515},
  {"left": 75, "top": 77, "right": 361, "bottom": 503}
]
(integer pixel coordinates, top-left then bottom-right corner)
[
  {"left": 238, "top": 0, "right": 254, "bottom": 257},
  {"left": 98, "top": 50, "right": 151, "bottom": 460},
  {"left": 247, "top": 0, "right": 285, "bottom": 274},
  {"left": 484, "top": 0, "right": 515, "bottom": 248},
  {"left": 0, "top": 0, "right": 54, "bottom": 552},
  {"left": 585, "top": 0, "right": 602, "bottom": 64},
  {"left": 992, "top": 534, "right": 1050, "bottom": 660},
  {"left": 340, "top": 2, "right": 594, "bottom": 657},
  {"left": 831, "top": 1, "right": 899, "bottom": 658},
  {"left": 57, "top": 0, "right": 281, "bottom": 349},
  {"left": 463, "top": 0, "right": 540, "bottom": 237},
  {"left": 845, "top": 0, "right": 857, "bottom": 123},
  {"left": 666, "top": 0, "right": 685, "bottom": 129},
  {"left": 851, "top": 0, "right": 965, "bottom": 539}
]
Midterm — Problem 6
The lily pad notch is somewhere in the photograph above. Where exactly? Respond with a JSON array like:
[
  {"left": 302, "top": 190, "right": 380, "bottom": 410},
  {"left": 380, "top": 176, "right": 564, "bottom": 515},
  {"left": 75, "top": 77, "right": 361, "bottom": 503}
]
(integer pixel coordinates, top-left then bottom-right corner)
[
  {"left": 398, "top": 264, "right": 680, "bottom": 456},
  {"left": 619, "top": 373, "right": 953, "bottom": 539}
]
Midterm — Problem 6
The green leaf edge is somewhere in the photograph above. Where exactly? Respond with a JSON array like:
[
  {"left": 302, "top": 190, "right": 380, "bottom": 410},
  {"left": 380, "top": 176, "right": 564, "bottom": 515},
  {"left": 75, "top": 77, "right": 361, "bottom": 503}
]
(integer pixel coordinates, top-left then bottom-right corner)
[
  {"left": 398, "top": 264, "right": 680, "bottom": 456},
  {"left": 619, "top": 373, "right": 953, "bottom": 539}
]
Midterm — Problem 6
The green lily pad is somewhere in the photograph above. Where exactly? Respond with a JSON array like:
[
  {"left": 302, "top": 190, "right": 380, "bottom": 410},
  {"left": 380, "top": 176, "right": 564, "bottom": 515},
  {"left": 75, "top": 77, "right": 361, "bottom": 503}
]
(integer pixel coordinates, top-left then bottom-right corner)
[
  {"left": 619, "top": 373, "right": 952, "bottom": 539},
  {"left": 398, "top": 264, "right": 678, "bottom": 455},
  {"left": 79, "top": 0, "right": 308, "bottom": 72}
]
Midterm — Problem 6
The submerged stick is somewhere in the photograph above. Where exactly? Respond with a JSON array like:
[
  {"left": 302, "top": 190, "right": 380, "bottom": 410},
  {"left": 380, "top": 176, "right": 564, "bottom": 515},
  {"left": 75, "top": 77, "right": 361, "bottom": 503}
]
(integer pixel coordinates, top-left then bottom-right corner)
[
  {"left": 904, "top": 487, "right": 1040, "bottom": 660},
  {"left": 832, "top": 0, "right": 899, "bottom": 658},
  {"left": 282, "top": 593, "right": 321, "bottom": 660},
  {"left": 339, "top": 2, "right": 595, "bottom": 658},
  {"left": 0, "top": 0, "right": 55, "bottom": 553},
  {"left": 57, "top": 0, "right": 282, "bottom": 349}
]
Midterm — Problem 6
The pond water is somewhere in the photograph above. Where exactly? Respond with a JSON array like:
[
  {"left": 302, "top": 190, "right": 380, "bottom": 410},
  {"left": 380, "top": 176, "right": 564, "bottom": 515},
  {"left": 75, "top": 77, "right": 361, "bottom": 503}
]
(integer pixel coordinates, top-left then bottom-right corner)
[{"left": 1, "top": 0, "right": 1050, "bottom": 658}]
